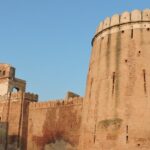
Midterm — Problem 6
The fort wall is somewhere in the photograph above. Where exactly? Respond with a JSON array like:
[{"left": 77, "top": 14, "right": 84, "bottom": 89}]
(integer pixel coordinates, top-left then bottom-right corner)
[
  {"left": 79, "top": 9, "right": 150, "bottom": 150},
  {"left": 27, "top": 97, "right": 83, "bottom": 150},
  {"left": 0, "top": 92, "right": 24, "bottom": 149},
  {"left": 0, "top": 92, "right": 38, "bottom": 102},
  {"left": 0, "top": 92, "right": 83, "bottom": 150},
  {"left": 0, "top": 92, "right": 38, "bottom": 150},
  {"left": 29, "top": 97, "right": 82, "bottom": 109}
]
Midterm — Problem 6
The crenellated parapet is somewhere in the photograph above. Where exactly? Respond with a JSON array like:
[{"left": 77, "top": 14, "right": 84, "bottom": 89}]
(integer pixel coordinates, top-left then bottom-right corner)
[
  {"left": 0, "top": 91, "right": 81, "bottom": 105},
  {"left": 24, "top": 92, "right": 38, "bottom": 102},
  {"left": 0, "top": 92, "right": 38, "bottom": 102},
  {"left": 0, "top": 92, "right": 22, "bottom": 102},
  {"left": 29, "top": 97, "right": 83, "bottom": 109},
  {"left": 92, "top": 9, "right": 150, "bottom": 45}
]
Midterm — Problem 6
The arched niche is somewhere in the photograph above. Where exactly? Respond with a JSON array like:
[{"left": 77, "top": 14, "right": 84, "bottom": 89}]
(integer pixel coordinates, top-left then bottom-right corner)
[{"left": 11, "top": 87, "right": 20, "bottom": 93}]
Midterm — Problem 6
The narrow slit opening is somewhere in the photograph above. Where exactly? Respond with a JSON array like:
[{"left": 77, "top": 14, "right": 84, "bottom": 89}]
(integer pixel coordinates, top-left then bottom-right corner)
[
  {"left": 94, "top": 135, "right": 96, "bottom": 143},
  {"left": 126, "top": 136, "right": 128, "bottom": 143},
  {"left": 107, "top": 35, "right": 110, "bottom": 45},
  {"left": 131, "top": 29, "right": 133, "bottom": 39},
  {"left": 112, "top": 72, "right": 115, "bottom": 95},
  {"left": 143, "top": 69, "right": 147, "bottom": 94},
  {"left": 93, "top": 124, "right": 96, "bottom": 143},
  {"left": 126, "top": 125, "right": 128, "bottom": 134}
]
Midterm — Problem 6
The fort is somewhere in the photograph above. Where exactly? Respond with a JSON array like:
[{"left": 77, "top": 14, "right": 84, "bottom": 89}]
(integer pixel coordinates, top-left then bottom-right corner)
[
  {"left": 0, "top": 64, "right": 83, "bottom": 150},
  {"left": 1, "top": 9, "right": 150, "bottom": 150}
]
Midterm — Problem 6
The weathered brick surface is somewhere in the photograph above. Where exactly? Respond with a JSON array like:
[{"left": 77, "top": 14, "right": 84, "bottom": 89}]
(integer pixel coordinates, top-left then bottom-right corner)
[
  {"left": 79, "top": 9, "right": 150, "bottom": 150},
  {"left": 0, "top": 63, "right": 83, "bottom": 150},
  {"left": 0, "top": 93, "right": 83, "bottom": 150},
  {"left": 27, "top": 98, "right": 83, "bottom": 150}
]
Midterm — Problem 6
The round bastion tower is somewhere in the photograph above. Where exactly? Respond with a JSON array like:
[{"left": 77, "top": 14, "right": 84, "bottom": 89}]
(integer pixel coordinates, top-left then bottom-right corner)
[{"left": 79, "top": 9, "right": 150, "bottom": 150}]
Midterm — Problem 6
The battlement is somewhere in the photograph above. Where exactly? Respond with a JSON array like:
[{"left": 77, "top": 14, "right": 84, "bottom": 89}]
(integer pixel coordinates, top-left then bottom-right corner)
[
  {"left": 24, "top": 92, "right": 38, "bottom": 102},
  {"left": 0, "top": 63, "right": 15, "bottom": 79},
  {"left": 92, "top": 9, "right": 150, "bottom": 45},
  {"left": 29, "top": 97, "right": 83, "bottom": 109},
  {"left": 0, "top": 92, "right": 38, "bottom": 102},
  {"left": 0, "top": 92, "right": 21, "bottom": 102}
]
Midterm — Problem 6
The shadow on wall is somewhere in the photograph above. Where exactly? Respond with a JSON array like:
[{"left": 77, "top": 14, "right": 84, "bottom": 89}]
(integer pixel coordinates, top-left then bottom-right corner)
[
  {"left": 0, "top": 99, "right": 30, "bottom": 150},
  {"left": 0, "top": 122, "right": 7, "bottom": 150},
  {"left": 0, "top": 122, "right": 22, "bottom": 150}
]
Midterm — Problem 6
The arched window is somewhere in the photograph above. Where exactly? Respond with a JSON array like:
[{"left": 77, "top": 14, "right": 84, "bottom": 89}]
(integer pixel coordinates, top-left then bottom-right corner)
[{"left": 11, "top": 87, "right": 20, "bottom": 93}]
